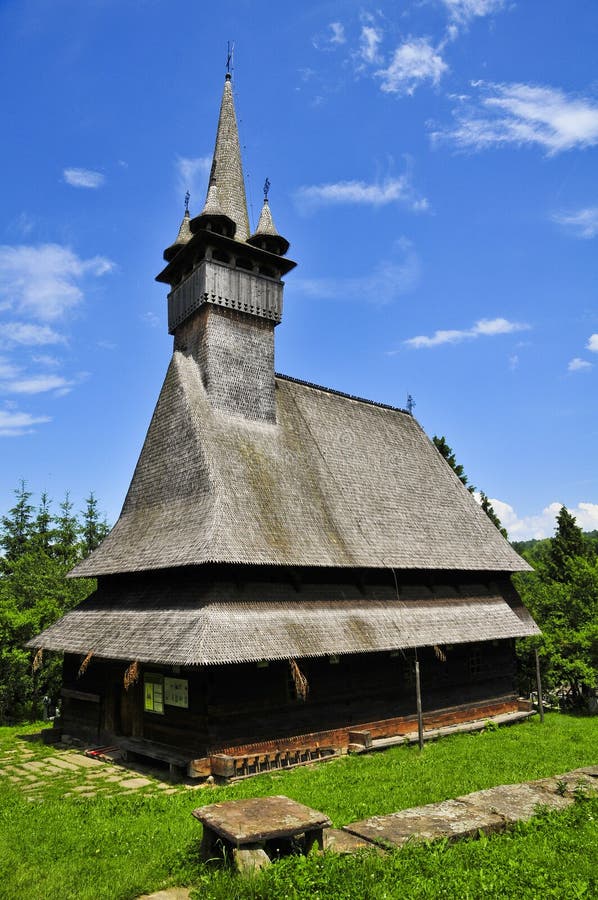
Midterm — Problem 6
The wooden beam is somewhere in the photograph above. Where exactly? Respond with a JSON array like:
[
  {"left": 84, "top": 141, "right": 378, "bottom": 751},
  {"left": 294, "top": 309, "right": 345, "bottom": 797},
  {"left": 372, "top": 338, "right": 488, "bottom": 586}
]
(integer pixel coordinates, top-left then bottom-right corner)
[
  {"left": 415, "top": 659, "right": 424, "bottom": 751},
  {"left": 534, "top": 649, "right": 545, "bottom": 724}
]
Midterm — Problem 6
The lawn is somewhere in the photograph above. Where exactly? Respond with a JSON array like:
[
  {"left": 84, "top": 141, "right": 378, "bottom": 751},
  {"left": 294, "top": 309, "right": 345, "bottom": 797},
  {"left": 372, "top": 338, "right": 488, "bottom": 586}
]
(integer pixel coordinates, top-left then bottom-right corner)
[{"left": 0, "top": 713, "right": 595, "bottom": 899}]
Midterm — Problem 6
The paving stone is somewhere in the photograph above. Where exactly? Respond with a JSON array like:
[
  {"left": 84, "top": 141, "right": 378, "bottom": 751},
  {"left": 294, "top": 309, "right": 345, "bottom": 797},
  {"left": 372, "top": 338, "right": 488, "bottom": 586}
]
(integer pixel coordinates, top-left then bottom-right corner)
[
  {"left": 57, "top": 753, "right": 102, "bottom": 768},
  {"left": 20, "top": 761, "right": 48, "bottom": 772},
  {"left": 120, "top": 777, "right": 152, "bottom": 789},
  {"left": 46, "top": 758, "right": 79, "bottom": 772},
  {"left": 345, "top": 799, "right": 504, "bottom": 849},
  {"left": 163, "top": 788, "right": 178, "bottom": 795},
  {"left": 136, "top": 889, "right": 191, "bottom": 900},
  {"left": 458, "top": 783, "right": 573, "bottom": 824}
]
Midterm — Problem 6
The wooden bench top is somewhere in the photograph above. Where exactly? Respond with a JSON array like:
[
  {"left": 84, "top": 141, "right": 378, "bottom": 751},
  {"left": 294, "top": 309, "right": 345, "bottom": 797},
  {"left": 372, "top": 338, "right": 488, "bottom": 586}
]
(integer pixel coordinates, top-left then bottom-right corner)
[{"left": 192, "top": 795, "right": 331, "bottom": 845}]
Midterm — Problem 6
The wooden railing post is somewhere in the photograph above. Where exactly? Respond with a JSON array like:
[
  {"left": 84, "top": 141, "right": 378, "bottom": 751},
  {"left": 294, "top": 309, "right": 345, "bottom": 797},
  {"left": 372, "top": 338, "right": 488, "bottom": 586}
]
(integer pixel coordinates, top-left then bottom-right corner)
[
  {"left": 415, "top": 659, "right": 424, "bottom": 750},
  {"left": 534, "top": 648, "right": 545, "bottom": 724}
]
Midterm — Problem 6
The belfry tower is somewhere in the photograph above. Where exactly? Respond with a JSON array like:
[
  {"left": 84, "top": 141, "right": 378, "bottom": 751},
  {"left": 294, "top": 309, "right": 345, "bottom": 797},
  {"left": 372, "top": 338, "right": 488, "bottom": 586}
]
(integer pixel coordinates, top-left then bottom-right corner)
[{"left": 156, "top": 73, "right": 296, "bottom": 423}]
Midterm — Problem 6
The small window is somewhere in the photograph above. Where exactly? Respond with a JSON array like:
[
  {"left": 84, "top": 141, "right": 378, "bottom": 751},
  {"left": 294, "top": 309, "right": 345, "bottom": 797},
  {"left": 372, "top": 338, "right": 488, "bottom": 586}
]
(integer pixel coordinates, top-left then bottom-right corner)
[{"left": 144, "top": 673, "right": 164, "bottom": 714}]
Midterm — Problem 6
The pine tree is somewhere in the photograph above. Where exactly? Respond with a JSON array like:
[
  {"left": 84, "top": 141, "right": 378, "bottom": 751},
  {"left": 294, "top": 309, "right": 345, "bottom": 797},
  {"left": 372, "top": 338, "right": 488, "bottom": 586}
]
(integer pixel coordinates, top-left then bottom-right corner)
[
  {"left": 53, "top": 492, "right": 79, "bottom": 567},
  {"left": 548, "top": 506, "right": 586, "bottom": 582},
  {"left": 81, "top": 492, "right": 109, "bottom": 556},
  {"left": 0, "top": 480, "right": 34, "bottom": 562},
  {"left": 432, "top": 436, "right": 475, "bottom": 493},
  {"left": 33, "top": 492, "right": 54, "bottom": 553},
  {"left": 432, "top": 436, "right": 508, "bottom": 537},
  {"left": 479, "top": 492, "right": 508, "bottom": 539}
]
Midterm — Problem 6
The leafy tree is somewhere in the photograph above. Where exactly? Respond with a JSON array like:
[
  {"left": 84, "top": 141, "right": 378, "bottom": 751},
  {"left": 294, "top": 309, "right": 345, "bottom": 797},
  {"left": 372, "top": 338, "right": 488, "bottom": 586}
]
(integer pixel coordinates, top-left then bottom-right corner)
[{"left": 548, "top": 506, "right": 586, "bottom": 582}]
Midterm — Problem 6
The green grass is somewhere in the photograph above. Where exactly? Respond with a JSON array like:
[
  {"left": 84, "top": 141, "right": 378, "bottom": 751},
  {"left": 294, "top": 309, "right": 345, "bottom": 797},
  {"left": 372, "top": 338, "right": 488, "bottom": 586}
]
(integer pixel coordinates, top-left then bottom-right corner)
[{"left": 0, "top": 713, "right": 595, "bottom": 899}]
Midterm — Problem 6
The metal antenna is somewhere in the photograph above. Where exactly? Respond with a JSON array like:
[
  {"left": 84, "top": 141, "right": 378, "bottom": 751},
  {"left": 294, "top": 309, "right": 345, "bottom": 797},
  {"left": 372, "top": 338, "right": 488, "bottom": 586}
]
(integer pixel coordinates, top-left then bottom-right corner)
[
  {"left": 226, "top": 41, "right": 235, "bottom": 76},
  {"left": 263, "top": 177, "right": 271, "bottom": 200},
  {"left": 184, "top": 191, "right": 190, "bottom": 213},
  {"left": 407, "top": 394, "right": 416, "bottom": 415}
]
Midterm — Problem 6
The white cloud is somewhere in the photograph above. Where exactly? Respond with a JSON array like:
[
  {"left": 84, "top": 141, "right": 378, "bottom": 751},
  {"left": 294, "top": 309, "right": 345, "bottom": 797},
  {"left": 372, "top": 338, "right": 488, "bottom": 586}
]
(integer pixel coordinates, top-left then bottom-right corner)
[
  {"left": 295, "top": 175, "right": 428, "bottom": 213},
  {"left": 587, "top": 334, "right": 598, "bottom": 352},
  {"left": 141, "top": 311, "right": 160, "bottom": 328},
  {"left": 568, "top": 357, "right": 593, "bottom": 372},
  {"left": 438, "top": 82, "right": 598, "bottom": 154},
  {"left": 175, "top": 156, "right": 211, "bottom": 207},
  {"left": 2, "top": 374, "right": 73, "bottom": 395},
  {"left": 483, "top": 497, "right": 598, "bottom": 541},
  {"left": 294, "top": 238, "right": 420, "bottom": 305},
  {"left": 0, "top": 244, "right": 113, "bottom": 321},
  {"left": 441, "top": 0, "right": 505, "bottom": 23},
  {"left": 0, "top": 408, "right": 51, "bottom": 437},
  {"left": 63, "top": 168, "right": 105, "bottom": 189},
  {"left": 0, "top": 357, "right": 19, "bottom": 379},
  {"left": 329, "top": 22, "right": 346, "bottom": 45},
  {"left": 553, "top": 207, "right": 598, "bottom": 239},
  {"left": 360, "top": 26, "right": 382, "bottom": 64},
  {"left": 405, "top": 317, "right": 530, "bottom": 348},
  {"left": 0, "top": 322, "right": 66, "bottom": 346},
  {"left": 376, "top": 39, "right": 448, "bottom": 96}
]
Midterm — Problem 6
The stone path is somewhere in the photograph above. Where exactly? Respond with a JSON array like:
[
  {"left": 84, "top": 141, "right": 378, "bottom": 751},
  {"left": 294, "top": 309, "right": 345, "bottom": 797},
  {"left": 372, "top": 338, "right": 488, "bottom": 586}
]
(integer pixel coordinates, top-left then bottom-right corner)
[{"left": 0, "top": 733, "right": 204, "bottom": 803}]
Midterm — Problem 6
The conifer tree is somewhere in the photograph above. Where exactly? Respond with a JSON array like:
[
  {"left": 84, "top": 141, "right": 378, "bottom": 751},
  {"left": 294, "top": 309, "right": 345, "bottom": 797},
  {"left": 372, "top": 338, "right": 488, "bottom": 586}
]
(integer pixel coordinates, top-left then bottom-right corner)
[
  {"left": 53, "top": 492, "right": 79, "bottom": 567},
  {"left": 33, "top": 492, "right": 54, "bottom": 553},
  {"left": 432, "top": 435, "right": 475, "bottom": 493},
  {"left": 479, "top": 492, "right": 508, "bottom": 539},
  {"left": 548, "top": 506, "right": 586, "bottom": 582},
  {"left": 0, "top": 480, "right": 34, "bottom": 563},
  {"left": 81, "top": 492, "right": 109, "bottom": 556}
]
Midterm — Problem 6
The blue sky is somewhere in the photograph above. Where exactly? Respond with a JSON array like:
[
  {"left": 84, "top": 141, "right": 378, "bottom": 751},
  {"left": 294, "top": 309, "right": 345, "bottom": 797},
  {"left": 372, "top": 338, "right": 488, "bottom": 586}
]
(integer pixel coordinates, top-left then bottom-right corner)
[{"left": 0, "top": 0, "right": 597, "bottom": 540}]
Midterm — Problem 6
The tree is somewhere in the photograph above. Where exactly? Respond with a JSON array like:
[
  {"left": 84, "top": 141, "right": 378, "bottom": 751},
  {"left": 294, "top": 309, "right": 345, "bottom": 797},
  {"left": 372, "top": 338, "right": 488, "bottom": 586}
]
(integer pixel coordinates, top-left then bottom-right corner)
[
  {"left": 548, "top": 506, "right": 586, "bottom": 582},
  {"left": 479, "top": 492, "right": 508, "bottom": 539},
  {"left": 53, "top": 492, "right": 79, "bottom": 567},
  {"left": 432, "top": 435, "right": 508, "bottom": 537},
  {"left": 0, "top": 485, "right": 109, "bottom": 723},
  {"left": 81, "top": 492, "right": 109, "bottom": 556},
  {"left": 432, "top": 436, "right": 475, "bottom": 493},
  {"left": 1, "top": 480, "right": 34, "bottom": 563}
]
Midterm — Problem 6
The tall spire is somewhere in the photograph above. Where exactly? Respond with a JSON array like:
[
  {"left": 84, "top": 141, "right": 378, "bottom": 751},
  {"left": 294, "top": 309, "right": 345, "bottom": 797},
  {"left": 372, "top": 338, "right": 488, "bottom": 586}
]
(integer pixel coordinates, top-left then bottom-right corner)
[{"left": 200, "top": 74, "right": 250, "bottom": 242}]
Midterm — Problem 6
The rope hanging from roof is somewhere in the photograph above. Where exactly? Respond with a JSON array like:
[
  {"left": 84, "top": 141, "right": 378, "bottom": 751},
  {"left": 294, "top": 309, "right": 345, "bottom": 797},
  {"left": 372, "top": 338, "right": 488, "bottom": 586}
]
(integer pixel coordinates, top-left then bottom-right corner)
[
  {"left": 32, "top": 648, "right": 43, "bottom": 673},
  {"left": 123, "top": 660, "right": 140, "bottom": 691},
  {"left": 78, "top": 651, "right": 94, "bottom": 678},
  {"left": 289, "top": 659, "right": 309, "bottom": 702}
]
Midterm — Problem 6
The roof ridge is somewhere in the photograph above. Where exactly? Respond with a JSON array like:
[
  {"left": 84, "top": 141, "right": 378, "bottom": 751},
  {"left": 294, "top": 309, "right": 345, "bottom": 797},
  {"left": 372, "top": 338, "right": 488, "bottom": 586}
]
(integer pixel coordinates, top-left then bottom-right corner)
[{"left": 275, "top": 372, "right": 411, "bottom": 416}]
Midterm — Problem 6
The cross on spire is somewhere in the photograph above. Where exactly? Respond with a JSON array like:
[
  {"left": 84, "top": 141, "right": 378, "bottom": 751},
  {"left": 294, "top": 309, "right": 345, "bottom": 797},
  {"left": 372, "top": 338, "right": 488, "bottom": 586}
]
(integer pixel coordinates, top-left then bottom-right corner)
[
  {"left": 226, "top": 41, "right": 234, "bottom": 77},
  {"left": 184, "top": 191, "right": 190, "bottom": 213},
  {"left": 263, "top": 177, "right": 271, "bottom": 200}
]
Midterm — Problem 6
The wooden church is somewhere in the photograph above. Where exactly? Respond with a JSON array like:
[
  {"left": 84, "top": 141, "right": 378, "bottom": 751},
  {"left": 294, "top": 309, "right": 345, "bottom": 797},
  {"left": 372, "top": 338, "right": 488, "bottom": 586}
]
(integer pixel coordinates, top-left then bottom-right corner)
[{"left": 30, "top": 73, "right": 539, "bottom": 778}]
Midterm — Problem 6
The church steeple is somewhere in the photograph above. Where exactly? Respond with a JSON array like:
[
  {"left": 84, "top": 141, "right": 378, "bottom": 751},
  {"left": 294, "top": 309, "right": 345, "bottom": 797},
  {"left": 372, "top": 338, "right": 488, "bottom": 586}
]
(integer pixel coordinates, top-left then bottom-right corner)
[
  {"left": 156, "top": 71, "right": 296, "bottom": 424},
  {"left": 195, "top": 73, "right": 250, "bottom": 241}
]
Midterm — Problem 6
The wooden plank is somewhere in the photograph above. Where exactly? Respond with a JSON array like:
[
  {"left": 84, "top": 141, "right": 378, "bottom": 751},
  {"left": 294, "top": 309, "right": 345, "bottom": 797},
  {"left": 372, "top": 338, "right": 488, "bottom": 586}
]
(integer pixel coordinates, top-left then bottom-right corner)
[{"left": 61, "top": 688, "right": 100, "bottom": 703}]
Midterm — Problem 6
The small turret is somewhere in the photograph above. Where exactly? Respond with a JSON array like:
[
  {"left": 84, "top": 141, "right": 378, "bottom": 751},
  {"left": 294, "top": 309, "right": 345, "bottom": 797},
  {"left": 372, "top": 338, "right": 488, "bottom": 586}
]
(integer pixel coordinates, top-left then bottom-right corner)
[
  {"left": 163, "top": 204, "right": 193, "bottom": 263},
  {"left": 247, "top": 182, "right": 290, "bottom": 256}
]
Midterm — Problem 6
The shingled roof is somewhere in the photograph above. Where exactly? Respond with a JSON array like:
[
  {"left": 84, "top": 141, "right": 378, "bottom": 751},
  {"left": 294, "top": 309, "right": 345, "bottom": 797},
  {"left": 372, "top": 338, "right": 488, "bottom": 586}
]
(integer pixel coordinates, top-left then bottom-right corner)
[
  {"left": 71, "top": 352, "right": 530, "bottom": 578},
  {"left": 28, "top": 576, "right": 539, "bottom": 664}
]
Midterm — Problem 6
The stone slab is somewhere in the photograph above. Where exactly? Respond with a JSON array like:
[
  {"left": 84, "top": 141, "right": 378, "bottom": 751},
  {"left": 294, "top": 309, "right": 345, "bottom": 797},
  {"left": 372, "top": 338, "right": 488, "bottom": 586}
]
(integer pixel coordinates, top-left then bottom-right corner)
[
  {"left": 458, "top": 782, "right": 572, "bottom": 823},
  {"left": 120, "top": 777, "right": 152, "bottom": 789},
  {"left": 324, "top": 828, "right": 382, "bottom": 854},
  {"left": 137, "top": 889, "right": 191, "bottom": 900},
  {"left": 46, "top": 758, "right": 79, "bottom": 771},
  {"left": 192, "top": 795, "right": 331, "bottom": 846},
  {"left": 344, "top": 799, "right": 504, "bottom": 849},
  {"left": 531, "top": 771, "right": 598, "bottom": 798}
]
